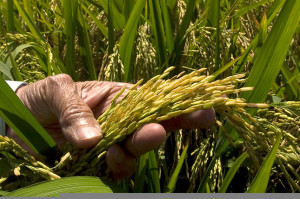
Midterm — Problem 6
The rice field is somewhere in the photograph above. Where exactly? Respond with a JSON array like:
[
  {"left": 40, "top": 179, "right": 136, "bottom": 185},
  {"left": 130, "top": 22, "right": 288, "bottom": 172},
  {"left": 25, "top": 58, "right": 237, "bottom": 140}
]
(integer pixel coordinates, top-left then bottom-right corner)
[{"left": 0, "top": 0, "right": 300, "bottom": 195}]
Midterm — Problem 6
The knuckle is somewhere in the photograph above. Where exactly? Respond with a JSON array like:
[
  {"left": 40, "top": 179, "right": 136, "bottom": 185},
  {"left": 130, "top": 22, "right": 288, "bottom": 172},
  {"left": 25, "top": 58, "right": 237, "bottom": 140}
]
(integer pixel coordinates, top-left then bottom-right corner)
[
  {"left": 46, "top": 73, "right": 73, "bottom": 85},
  {"left": 43, "top": 74, "right": 74, "bottom": 92},
  {"left": 40, "top": 74, "right": 76, "bottom": 105}
]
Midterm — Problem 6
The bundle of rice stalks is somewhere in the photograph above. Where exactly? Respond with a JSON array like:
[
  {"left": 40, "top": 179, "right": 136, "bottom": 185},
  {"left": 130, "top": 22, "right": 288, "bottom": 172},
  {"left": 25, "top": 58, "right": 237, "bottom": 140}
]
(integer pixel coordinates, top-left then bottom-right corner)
[
  {"left": 0, "top": 67, "right": 299, "bottom": 192},
  {"left": 0, "top": 136, "right": 59, "bottom": 191},
  {"left": 55, "top": 66, "right": 265, "bottom": 175}
]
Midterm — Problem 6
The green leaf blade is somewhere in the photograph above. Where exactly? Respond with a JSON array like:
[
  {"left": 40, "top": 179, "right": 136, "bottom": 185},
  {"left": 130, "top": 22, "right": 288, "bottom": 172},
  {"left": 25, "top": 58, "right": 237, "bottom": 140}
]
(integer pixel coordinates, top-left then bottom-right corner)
[
  {"left": 165, "top": 142, "right": 189, "bottom": 193},
  {"left": 147, "top": 150, "right": 161, "bottom": 193},
  {"left": 0, "top": 77, "right": 57, "bottom": 157},
  {"left": 119, "top": 0, "right": 146, "bottom": 82},
  {"left": 242, "top": 0, "right": 300, "bottom": 105},
  {"left": 247, "top": 134, "right": 282, "bottom": 193},
  {"left": 219, "top": 152, "right": 248, "bottom": 193},
  {"left": 6, "top": 176, "right": 122, "bottom": 196}
]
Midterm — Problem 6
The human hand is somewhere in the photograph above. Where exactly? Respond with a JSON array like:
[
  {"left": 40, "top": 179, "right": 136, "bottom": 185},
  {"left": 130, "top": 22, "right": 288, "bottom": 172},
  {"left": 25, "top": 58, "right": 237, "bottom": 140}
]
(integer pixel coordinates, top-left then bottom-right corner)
[{"left": 7, "top": 74, "right": 216, "bottom": 180}]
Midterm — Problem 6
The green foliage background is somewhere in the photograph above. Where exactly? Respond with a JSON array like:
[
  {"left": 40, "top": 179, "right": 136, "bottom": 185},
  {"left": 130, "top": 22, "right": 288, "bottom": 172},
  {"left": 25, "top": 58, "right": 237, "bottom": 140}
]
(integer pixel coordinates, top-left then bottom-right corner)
[{"left": 0, "top": 0, "right": 300, "bottom": 194}]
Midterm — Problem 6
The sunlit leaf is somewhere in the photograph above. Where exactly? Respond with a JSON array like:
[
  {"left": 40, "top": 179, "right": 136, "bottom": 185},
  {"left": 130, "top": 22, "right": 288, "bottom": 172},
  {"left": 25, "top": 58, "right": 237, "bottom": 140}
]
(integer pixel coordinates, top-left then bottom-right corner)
[
  {"left": 247, "top": 134, "right": 282, "bottom": 193},
  {"left": 6, "top": 176, "right": 124, "bottom": 196}
]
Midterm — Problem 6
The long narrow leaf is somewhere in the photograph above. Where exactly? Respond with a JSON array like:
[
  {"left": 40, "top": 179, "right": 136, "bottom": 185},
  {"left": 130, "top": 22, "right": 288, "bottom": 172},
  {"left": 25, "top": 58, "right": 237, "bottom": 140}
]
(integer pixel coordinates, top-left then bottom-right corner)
[
  {"left": 134, "top": 152, "right": 149, "bottom": 193},
  {"left": 161, "top": 0, "right": 174, "bottom": 54},
  {"left": 13, "top": 0, "right": 43, "bottom": 40},
  {"left": 23, "top": 0, "right": 34, "bottom": 22},
  {"left": 5, "top": 44, "right": 33, "bottom": 69},
  {"left": 212, "top": 54, "right": 242, "bottom": 78},
  {"left": 119, "top": 0, "right": 146, "bottom": 82},
  {"left": 197, "top": 156, "right": 217, "bottom": 193},
  {"left": 0, "top": 190, "right": 10, "bottom": 196},
  {"left": 6, "top": 176, "right": 123, "bottom": 196},
  {"left": 124, "top": 0, "right": 135, "bottom": 23},
  {"left": 149, "top": 0, "right": 167, "bottom": 69},
  {"left": 0, "top": 77, "right": 57, "bottom": 157},
  {"left": 7, "top": 0, "right": 14, "bottom": 32},
  {"left": 107, "top": 0, "right": 115, "bottom": 56},
  {"left": 206, "top": 0, "right": 219, "bottom": 27},
  {"left": 219, "top": 152, "right": 249, "bottom": 193},
  {"left": 77, "top": 3, "right": 97, "bottom": 80},
  {"left": 216, "top": 0, "right": 299, "bottom": 158},
  {"left": 233, "top": 0, "right": 286, "bottom": 74},
  {"left": 241, "top": 0, "right": 300, "bottom": 105},
  {"left": 63, "top": 0, "right": 77, "bottom": 79},
  {"left": 165, "top": 142, "right": 189, "bottom": 193},
  {"left": 0, "top": 61, "right": 13, "bottom": 80},
  {"left": 170, "top": 0, "right": 196, "bottom": 70},
  {"left": 81, "top": 3, "right": 108, "bottom": 39},
  {"left": 147, "top": 150, "right": 161, "bottom": 193},
  {"left": 8, "top": 49, "right": 23, "bottom": 81},
  {"left": 97, "top": 0, "right": 125, "bottom": 31},
  {"left": 235, "top": 0, "right": 273, "bottom": 19},
  {"left": 247, "top": 134, "right": 282, "bottom": 193}
]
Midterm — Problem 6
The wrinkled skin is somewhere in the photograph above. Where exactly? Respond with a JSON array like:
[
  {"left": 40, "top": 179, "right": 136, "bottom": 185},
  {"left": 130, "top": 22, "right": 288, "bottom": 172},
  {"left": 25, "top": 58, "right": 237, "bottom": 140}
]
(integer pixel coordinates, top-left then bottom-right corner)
[{"left": 7, "top": 74, "right": 216, "bottom": 180}]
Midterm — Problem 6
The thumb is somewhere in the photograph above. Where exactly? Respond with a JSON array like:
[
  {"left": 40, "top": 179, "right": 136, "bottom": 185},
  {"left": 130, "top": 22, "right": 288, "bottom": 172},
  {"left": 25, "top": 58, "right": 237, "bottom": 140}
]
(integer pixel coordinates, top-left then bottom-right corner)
[{"left": 42, "top": 74, "right": 102, "bottom": 148}]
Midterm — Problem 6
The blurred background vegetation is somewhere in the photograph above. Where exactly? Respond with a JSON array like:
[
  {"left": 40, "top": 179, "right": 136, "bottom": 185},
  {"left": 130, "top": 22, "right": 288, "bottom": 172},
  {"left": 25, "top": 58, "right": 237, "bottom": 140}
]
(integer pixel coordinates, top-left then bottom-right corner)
[{"left": 0, "top": 0, "right": 299, "bottom": 194}]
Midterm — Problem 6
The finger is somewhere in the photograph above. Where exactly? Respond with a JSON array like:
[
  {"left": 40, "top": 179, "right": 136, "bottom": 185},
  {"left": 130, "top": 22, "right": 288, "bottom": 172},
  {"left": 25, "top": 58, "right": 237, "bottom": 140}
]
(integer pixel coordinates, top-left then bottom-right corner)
[
  {"left": 77, "top": 81, "right": 133, "bottom": 118},
  {"left": 17, "top": 74, "right": 103, "bottom": 148},
  {"left": 106, "top": 144, "right": 136, "bottom": 180},
  {"left": 50, "top": 75, "right": 103, "bottom": 148},
  {"left": 123, "top": 123, "right": 166, "bottom": 158},
  {"left": 160, "top": 108, "right": 216, "bottom": 132},
  {"left": 106, "top": 123, "right": 165, "bottom": 180}
]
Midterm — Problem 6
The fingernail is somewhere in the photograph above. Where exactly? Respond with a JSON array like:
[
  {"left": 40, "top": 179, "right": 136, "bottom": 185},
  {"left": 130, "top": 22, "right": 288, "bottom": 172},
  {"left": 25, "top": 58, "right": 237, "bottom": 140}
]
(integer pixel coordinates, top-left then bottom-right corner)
[{"left": 76, "top": 126, "right": 102, "bottom": 140}]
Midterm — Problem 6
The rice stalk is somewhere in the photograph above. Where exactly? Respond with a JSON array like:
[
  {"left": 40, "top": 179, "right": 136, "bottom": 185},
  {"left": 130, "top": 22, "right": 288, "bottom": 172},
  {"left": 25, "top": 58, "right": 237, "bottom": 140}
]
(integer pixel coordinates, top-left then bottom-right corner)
[
  {"left": 1, "top": 67, "right": 299, "bottom": 192},
  {"left": 58, "top": 66, "right": 263, "bottom": 176}
]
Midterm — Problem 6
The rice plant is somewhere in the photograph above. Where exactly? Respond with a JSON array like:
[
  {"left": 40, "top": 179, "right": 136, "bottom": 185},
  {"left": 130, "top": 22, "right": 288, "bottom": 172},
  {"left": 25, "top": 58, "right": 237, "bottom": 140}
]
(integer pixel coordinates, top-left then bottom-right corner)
[{"left": 0, "top": 0, "right": 300, "bottom": 195}]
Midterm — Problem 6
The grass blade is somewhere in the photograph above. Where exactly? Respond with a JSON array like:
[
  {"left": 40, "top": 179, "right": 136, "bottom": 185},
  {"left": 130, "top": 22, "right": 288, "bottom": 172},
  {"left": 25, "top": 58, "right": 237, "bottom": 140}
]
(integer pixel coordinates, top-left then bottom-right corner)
[
  {"left": 147, "top": 150, "right": 161, "bottom": 193},
  {"left": 107, "top": 0, "right": 115, "bottom": 56},
  {"left": 81, "top": 3, "right": 108, "bottom": 39},
  {"left": 161, "top": 0, "right": 174, "bottom": 54},
  {"left": 170, "top": 0, "right": 196, "bottom": 70},
  {"left": 8, "top": 48, "right": 23, "bottom": 81},
  {"left": 197, "top": 156, "right": 217, "bottom": 193},
  {"left": 63, "top": 0, "right": 77, "bottom": 80},
  {"left": 77, "top": 3, "right": 97, "bottom": 80},
  {"left": 281, "top": 62, "right": 300, "bottom": 100},
  {"left": 6, "top": 176, "right": 123, "bottom": 196},
  {"left": 205, "top": 0, "right": 219, "bottom": 27},
  {"left": 241, "top": 0, "right": 300, "bottom": 105},
  {"left": 23, "top": 0, "right": 34, "bottom": 22},
  {"left": 232, "top": 0, "right": 286, "bottom": 74},
  {"left": 216, "top": 0, "right": 300, "bottom": 159},
  {"left": 0, "top": 190, "right": 10, "bottom": 196},
  {"left": 5, "top": 44, "right": 33, "bottom": 72},
  {"left": 97, "top": 0, "right": 125, "bottom": 31},
  {"left": 235, "top": 0, "right": 273, "bottom": 19},
  {"left": 13, "top": 0, "right": 43, "bottom": 40},
  {"left": 119, "top": 0, "right": 146, "bottom": 82},
  {"left": 0, "top": 77, "right": 57, "bottom": 157},
  {"left": 7, "top": 0, "right": 14, "bottom": 32},
  {"left": 134, "top": 152, "right": 149, "bottom": 193},
  {"left": 219, "top": 152, "right": 248, "bottom": 193},
  {"left": 212, "top": 54, "right": 242, "bottom": 78},
  {"left": 258, "top": 13, "right": 268, "bottom": 46},
  {"left": 0, "top": 61, "right": 13, "bottom": 80},
  {"left": 247, "top": 134, "right": 282, "bottom": 193},
  {"left": 165, "top": 142, "right": 189, "bottom": 193},
  {"left": 124, "top": 0, "right": 135, "bottom": 23},
  {"left": 149, "top": 0, "right": 167, "bottom": 69}
]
